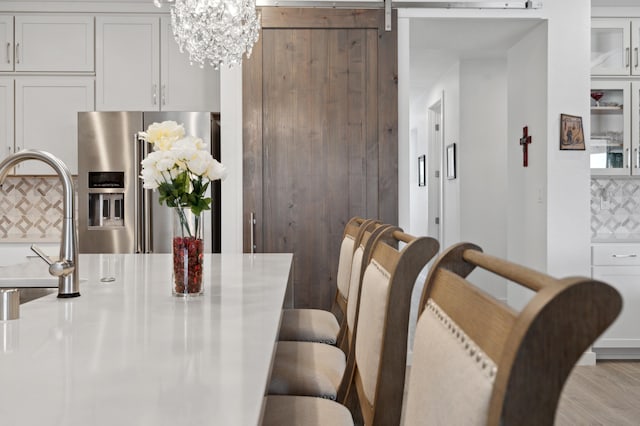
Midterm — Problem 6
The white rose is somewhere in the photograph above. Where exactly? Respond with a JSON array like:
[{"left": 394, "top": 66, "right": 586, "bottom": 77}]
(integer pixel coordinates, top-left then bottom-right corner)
[
  {"left": 188, "top": 150, "right": 212, "bottom": 176},
  {"left": 206, "top": 159, "right": 227, "bottom": 181},
  {"left": 142, "top": 121, "right": 185, "bottom": 151},
  {"left": 140, "top": 167, "right": 161, "bottom": 189},
  {"left": 156, "top": 151, "right": 178, "bottom": 172}
]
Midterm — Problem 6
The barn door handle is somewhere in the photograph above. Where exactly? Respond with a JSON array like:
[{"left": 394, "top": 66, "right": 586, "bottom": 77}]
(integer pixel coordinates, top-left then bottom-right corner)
[{"left": 250, "top": 212, "right": 257, "bottom": 254}]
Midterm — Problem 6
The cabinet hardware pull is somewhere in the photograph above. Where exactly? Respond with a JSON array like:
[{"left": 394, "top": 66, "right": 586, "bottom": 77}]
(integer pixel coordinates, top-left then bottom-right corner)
[
  {"left": 152, "top": 84, "right": 157, "bottom": 105},
  {"left": 612, "top": 254, "right": 637, "bottom": 258},
  {"left": 626, "top": 47, "right": 630, "bottom": 67},
  {"left": 161, "top": 84, "right": 166, "bottom": 106},
  {"left": 626, "top": 147, "right": 631, "bottom": 168},
  {"left": 636, "top": 148, "right": 639, "bottom": 169},
  {"left": 636, "top": 47, "right": 639, "bottom": 68},
  {"left": 15, "top": 43, "right": 19, "bottom": 64},
  {"left": 5, "top": 42, "right": 9, "bottom": 64}
]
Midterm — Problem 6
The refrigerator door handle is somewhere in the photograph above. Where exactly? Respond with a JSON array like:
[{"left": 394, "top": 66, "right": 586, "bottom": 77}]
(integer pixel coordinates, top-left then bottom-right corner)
[
  {"left": 139, "top": 135, "right": 153, "bottom": 253},
  {"left": 134, "top": 133, "right": 151, "bottom": 253},
  {"left": 134, "top": 133, "right": 141, "bottom": 253}
]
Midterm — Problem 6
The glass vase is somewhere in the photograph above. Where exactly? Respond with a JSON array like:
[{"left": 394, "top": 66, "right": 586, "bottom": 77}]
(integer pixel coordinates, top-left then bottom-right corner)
[{"left": 172, "top": 207, "right": 204, "bottom": 297}]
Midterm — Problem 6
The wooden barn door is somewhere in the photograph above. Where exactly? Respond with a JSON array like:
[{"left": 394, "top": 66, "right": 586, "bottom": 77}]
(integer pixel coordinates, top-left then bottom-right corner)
[{"left": 243, "top": 8, "right": 397, "bottom": 309}]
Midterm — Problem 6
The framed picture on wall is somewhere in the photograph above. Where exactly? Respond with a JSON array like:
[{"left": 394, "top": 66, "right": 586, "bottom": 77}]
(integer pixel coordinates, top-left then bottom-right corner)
[
  {"left": 560, "top": 114, "right": 585, "bottom": 150},
  {"left": 418, "top": 155, "right": 426, "bottom": 186},
  {"left": 446, "top": 143, "right": 456, "bottom": 180}
]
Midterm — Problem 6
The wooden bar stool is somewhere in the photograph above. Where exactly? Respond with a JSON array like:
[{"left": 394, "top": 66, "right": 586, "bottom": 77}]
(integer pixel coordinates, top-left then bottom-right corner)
[
  {"left": 278, "top": 217, "right": 376, "bottom": 345},
  {"left": 403, "top": 242, "right": 622, "bottom": 425},
  {"left": 262, "top": 228, "right": 440, "bottom": 425}
]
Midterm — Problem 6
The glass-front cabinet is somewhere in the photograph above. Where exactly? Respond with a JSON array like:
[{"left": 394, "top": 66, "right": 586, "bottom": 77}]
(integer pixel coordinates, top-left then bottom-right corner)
[
  {"left": 590, "top": 80, "right": 631, "bottom": 175},
  {"left": 591, "top": 18, "right": 640, "bottom": 76}
]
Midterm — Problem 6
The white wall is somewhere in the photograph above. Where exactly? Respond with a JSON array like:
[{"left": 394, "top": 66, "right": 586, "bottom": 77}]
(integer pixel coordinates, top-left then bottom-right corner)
[
  {"left": 506, "top": 22, "right": 548, "bottom": 310},
  {"left": 399, "top": 19, "right": 412, "bottom": 233},
  {"left": 406, "top": 58, "right": 460, "bottom": 360},
  {"left": 544, "top": 0, "right": 591, "bottom": 282},
  {"left": 459, "top": 58, "right": 508, "bottom": 300},
  {"left": 220, "top": 66, "right": 244, "bottom": 253},
  {"left": 422, "top": 61, "right": 461, "bottom": 249}
]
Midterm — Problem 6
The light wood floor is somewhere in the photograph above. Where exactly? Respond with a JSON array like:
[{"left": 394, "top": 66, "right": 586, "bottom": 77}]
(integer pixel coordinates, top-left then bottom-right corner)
[{"left": 556, "top": 361, "right": 640, "bottom": 425}]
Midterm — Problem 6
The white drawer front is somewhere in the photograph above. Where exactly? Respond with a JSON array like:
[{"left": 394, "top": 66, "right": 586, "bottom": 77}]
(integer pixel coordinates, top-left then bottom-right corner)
[{"left": 592, "top": 244, "right": 640, "bottom": 266}]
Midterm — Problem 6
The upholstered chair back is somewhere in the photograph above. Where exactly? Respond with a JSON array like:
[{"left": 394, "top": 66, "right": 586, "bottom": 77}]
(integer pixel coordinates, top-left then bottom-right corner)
[
  {"left": 403, "top": 242, "right": 622, "bottom": 426},
  {"left": 345, "top": 228, "right": 439, "bottom": 425}
]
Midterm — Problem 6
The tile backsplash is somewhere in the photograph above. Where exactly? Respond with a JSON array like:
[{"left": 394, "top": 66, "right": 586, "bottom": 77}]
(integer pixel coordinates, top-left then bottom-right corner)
[
  {"left": 0, "top": 176, "right": 65, "bottom": 241},
  {"left": 591, "top": 177, "right": 640, "bottom": 236},
  {"left": 4, "top": 176, "right": 636, "bottom": 239}
]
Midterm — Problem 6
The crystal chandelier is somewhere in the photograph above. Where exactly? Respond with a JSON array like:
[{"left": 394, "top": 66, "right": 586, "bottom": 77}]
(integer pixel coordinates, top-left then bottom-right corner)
[{"left": 154, "top": 0, "right": 260, "bottom": 69}]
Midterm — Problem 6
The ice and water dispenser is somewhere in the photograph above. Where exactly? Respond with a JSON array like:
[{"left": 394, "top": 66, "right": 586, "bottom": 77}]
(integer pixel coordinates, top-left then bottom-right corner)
[{"left": 87, "top": 172, "right": 125, "bottom": 228}]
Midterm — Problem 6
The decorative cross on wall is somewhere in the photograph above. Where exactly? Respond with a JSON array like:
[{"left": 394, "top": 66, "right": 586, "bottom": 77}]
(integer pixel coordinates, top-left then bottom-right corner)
[{"left": 520, "top": 126, "right": 532, "bottom": 167}]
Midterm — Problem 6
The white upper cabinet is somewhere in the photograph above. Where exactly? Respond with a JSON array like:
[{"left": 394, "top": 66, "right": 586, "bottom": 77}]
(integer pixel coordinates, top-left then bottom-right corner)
[
  {"left": 592, "top": 18, "right": 640, "bottom": 76},
  {"left": 0, "top": 16, "right": 14, "bottom": 72},
  {"left": 14, "top": 77, "right": 94, "bottom": 175},
  {"left": 0, "top": 15, "right": 93, "bottom": 73},
  {"left": 160, "top": 16, "right": 220, "bottom": 112},
  {"left": 96, "top": 15, "right": 220, "bottom": 112},
  {"left": 0, "top": 78, "right": 13, "bottom": 163},
  {"left": 96, "top": 16, "right": 160, "bottom": 111},
  {"left": 14, "top": 15, "right": 94, "bottom": 72},
  {"left": 590, "top": 80, "right": 631, "bottom": 175}
]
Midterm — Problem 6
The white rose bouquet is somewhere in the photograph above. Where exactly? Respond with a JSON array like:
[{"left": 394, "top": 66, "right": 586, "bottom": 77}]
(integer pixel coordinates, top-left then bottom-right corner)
[{"left": 139, "top": 120, "right": 226, "bottom": 237}]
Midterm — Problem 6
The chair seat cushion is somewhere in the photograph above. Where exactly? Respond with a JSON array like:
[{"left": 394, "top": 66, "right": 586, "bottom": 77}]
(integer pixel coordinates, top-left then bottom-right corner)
[
  {"left": 268, "top": 341, "right": 346, "bottom": 399},
  {"left": 278, "top": 309, "right": 340, "bottom": 344},
  {"left": 262, "top": 395, "right": 354, "bottom": 426}
]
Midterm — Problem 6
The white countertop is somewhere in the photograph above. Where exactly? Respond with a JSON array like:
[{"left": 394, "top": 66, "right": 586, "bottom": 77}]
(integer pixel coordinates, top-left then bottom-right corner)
[{"left": 0, "top": 253, "right": 292, "bottom": 426}]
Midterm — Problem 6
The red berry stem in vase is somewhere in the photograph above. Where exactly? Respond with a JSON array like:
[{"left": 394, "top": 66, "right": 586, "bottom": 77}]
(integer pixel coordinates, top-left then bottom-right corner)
[{"left": 173, "top": 236, "right": 204, "bottom": 294}]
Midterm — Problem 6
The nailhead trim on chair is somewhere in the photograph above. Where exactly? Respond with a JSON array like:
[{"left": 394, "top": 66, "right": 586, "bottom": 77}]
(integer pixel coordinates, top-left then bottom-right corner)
[{"left": 426, "top": 299, "right": 498, "bottom": 379}]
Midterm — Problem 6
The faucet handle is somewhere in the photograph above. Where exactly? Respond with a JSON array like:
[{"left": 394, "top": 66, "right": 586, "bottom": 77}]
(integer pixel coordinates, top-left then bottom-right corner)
[
  {"left": 30, "top": 244, "right": 53, "bottom": 266},
  {"left": 30, "top": 244, "right": 75, "bottom": 277}
]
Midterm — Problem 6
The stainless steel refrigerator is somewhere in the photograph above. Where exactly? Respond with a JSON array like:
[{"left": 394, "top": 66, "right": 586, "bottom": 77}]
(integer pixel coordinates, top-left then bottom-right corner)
[{"left": 77, "top": 111, "right": 221, "bottom": 254}]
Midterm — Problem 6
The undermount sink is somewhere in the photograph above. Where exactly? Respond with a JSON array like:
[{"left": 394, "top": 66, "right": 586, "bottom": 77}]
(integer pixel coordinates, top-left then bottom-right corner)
[
  {"left": 18, "top": 288, "right": 57, "bottom": 304},
  {"left": 0, "top": 245, "right": 84, "bottom": 300},
  {"left": 0, "top": 257, "right": 58, "bottom": 288}
]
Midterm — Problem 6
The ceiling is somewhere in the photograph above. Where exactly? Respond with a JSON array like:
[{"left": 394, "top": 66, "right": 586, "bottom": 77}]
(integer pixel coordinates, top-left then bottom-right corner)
[
  {"left": 410, "top": 18, "right": 542, "bottom": 55},
  {"left": 409, "top": 18, "right": 542, "bottom": 93}
]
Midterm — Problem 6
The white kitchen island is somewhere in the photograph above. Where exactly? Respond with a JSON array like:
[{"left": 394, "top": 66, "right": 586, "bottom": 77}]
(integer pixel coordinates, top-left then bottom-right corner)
[{"left": 0, "top": 253, "right": 292, "bottom": 426}]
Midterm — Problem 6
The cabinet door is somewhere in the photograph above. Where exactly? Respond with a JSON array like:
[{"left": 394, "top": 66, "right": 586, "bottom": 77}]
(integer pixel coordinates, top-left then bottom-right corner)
[
  {"left": 590, "top": 80, "right": 631, "bottom": 175},
  {"left": 96, "top": 16, "right": 159, "bottom": 111},
  {"left": 14, "top": 15, "right": 94, "bottom": 72},
  {"left": 15, "top": 77, "right": 95, "bottom": 175},
  {"left": 632, "top": 19, "right": 640, "bottom": 76},
  {"left": 592, "top": 265, "right": 640, "bottom": 348},
  {"left": 632, "top": 82, "right": 640, "bottom": 174},
  {"left": 160, "top": 17, "right": 220, "bottom": 112},
  {"left": 0, "top": 78, "right": 13, "bottom": 163},
  {"left": 0, "top": 15, "right": 13, "bottom": 71},
  {"left": 592, "top": 18, "right": 631, "bottom": 76}
]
